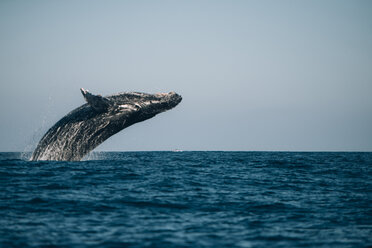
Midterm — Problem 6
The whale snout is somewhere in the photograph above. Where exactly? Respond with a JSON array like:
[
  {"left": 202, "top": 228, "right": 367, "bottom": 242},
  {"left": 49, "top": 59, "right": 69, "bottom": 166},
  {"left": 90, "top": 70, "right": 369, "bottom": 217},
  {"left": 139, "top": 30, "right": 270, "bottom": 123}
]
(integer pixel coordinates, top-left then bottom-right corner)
[{"left": 167, "top": 92, "right": 182, "bottom": 107}]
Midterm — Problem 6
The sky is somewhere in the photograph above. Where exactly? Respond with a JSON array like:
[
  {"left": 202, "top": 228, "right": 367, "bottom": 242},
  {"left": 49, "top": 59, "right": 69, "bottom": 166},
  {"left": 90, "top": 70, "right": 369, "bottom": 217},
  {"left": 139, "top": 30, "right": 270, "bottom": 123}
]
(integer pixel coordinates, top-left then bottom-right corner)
[{"left": 0, "top": 0, "right": 371, "bottom": 152}]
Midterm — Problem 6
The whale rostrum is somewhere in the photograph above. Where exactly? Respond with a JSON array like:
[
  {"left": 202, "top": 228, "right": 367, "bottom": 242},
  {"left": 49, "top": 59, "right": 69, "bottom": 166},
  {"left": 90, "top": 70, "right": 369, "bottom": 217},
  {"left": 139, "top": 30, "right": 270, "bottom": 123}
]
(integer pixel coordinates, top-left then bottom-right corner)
[{"left": 30, "top": 89, "right": 182, "bottom": 161}]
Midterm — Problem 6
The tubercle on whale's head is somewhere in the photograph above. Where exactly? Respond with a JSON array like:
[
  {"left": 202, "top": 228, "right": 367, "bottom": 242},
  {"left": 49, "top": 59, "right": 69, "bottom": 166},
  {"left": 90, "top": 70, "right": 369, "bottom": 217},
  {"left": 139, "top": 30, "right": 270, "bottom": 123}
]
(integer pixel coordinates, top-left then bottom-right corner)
[
  {"left": 156, "top": 91, "right": 182, "bottom": 110},
  {"left": 127, "top": 91, "right": 182, "bottom": 115},
  {"left": 100, "top": 90, "right": 182, "bottom": 124}
]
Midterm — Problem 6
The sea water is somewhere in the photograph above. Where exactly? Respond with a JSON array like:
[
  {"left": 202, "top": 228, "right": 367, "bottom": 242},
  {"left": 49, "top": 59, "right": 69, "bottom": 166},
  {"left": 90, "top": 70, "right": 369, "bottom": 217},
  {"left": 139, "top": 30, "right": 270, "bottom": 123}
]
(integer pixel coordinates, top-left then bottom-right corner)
[{"left": 0, "top": 152, "right": 371, "bottom": 247}]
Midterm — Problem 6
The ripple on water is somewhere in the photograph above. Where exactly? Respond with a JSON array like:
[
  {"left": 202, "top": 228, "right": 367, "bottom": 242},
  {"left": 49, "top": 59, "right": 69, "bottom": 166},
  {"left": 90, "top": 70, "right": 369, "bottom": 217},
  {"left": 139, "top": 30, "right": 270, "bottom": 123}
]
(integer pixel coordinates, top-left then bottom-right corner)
[{"left": 0, "top": 152, "right": 371, "bottom": 247}]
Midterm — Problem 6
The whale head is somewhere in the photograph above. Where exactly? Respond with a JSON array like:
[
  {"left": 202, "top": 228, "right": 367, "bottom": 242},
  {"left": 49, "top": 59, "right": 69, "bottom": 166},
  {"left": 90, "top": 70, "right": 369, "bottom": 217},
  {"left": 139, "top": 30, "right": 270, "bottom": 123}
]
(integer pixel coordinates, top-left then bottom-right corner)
[{"left": 80, "top": 88, "right": 182, "bottom": 127}]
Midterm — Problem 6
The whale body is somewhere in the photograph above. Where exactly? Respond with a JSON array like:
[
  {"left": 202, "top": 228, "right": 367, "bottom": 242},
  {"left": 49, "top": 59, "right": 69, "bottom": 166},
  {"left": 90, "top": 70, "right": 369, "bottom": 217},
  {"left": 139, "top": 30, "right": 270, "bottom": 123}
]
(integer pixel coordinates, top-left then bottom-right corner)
[{"left": 30, "top": 89, "right": 182, "bottom": 161}]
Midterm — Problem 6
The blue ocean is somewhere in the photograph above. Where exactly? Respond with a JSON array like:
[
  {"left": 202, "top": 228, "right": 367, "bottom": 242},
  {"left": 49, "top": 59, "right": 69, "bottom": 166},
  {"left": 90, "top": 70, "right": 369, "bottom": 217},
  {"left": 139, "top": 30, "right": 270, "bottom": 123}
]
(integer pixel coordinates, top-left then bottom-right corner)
[{"left": 0, "top": 151, "right": 371, "bottom": 247}]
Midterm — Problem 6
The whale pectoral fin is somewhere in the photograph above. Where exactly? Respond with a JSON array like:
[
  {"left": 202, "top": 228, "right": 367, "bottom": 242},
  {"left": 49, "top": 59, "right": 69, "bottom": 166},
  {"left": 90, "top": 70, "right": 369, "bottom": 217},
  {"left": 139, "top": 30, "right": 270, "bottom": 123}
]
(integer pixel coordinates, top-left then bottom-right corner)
[{"left": 80, "top": 88, "right": 111, "bottom": 112}]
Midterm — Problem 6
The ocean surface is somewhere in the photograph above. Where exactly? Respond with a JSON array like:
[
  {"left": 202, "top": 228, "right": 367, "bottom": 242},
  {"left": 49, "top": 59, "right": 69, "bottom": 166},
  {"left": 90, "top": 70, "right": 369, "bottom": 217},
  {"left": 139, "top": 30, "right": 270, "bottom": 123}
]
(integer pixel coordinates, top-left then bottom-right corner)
[{"left": 0, "top": 151, "right": 371, "bottom": 248}]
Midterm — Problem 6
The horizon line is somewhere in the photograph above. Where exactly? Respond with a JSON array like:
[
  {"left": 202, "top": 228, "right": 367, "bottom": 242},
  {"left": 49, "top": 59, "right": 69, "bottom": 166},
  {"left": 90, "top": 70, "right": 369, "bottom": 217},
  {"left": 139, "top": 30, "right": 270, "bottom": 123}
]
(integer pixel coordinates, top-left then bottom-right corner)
[{"left": 4, "top": 150, "right": 372, "bottom": 153}]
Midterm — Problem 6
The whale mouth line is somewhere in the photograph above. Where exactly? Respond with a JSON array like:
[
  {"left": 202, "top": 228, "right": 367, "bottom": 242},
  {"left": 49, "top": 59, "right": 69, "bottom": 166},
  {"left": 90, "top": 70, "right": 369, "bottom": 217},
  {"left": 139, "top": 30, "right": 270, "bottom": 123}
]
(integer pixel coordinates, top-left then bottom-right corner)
[{"left": 30, "top": 89, "right": 182, "bottom": 161}]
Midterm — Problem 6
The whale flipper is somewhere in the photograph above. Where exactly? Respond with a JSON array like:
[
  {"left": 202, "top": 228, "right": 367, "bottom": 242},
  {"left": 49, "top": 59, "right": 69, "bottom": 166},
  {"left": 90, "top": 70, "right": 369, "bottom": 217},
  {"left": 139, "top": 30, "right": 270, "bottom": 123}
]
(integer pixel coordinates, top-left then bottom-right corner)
[{"left": 80, "top": 88, "right": 111, "bottom": 112}]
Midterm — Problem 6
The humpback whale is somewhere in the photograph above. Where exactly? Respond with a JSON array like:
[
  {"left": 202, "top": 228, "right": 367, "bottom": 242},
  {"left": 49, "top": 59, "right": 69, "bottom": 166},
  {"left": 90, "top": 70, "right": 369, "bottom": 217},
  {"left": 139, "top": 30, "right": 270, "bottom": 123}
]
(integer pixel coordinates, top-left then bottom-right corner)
[{"left": 30, "top": 89, "right": 182, "bottom": 161}]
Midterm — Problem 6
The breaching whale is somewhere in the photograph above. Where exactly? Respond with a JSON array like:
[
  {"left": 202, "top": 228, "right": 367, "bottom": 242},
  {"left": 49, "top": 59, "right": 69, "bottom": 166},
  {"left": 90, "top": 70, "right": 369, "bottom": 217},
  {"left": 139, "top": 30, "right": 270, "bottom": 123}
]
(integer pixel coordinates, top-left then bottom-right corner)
[{"left": 30, "top": 89, "right": 182, "bottom": 161}]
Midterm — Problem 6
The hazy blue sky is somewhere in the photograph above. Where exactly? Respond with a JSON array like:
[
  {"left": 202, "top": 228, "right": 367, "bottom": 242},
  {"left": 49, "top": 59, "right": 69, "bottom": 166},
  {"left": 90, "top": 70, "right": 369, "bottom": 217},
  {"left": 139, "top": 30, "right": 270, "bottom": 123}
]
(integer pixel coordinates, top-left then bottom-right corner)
[{"left": 1, "top": 0, "right": 371, "bottom": 151}]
